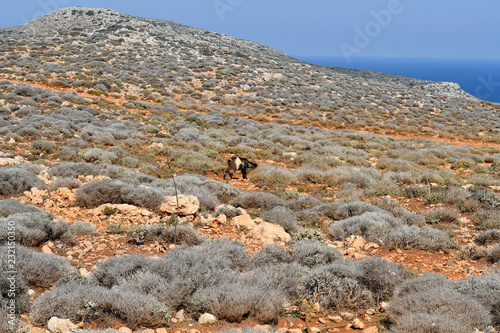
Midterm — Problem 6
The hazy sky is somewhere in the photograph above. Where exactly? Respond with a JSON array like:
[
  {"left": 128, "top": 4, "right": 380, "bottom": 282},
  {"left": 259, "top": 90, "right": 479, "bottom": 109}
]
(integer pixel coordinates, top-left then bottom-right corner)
[{"left": 1, "top": 0, "right": 499, "bottom": 60}]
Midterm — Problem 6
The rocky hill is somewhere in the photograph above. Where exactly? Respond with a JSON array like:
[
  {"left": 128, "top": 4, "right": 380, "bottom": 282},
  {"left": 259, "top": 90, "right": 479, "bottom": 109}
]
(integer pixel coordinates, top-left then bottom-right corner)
[
  {"left": 1, "top": 7, "right": 497, "bottom": 141},
  {"left": 0, "top": 7, "right": 499, "bottom": 333}
]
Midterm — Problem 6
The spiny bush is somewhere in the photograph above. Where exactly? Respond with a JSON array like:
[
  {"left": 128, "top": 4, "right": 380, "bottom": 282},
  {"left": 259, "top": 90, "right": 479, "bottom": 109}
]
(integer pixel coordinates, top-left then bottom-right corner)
[
  {"left": 75, "top": 179, "right": 165, "bottom": 210},
  {"left": 0, "top": 245, "right": 71, "bottom": 288},
  {"left": 200, "top": 239, "right": 250, "bottom": 270},
  {"left": 481, "top": 244, "right": 500, "bottom": 264},
  {"left": 423, "top": 208, "right": 459, "bottom": 224},
  {"left": 64, "top": 221, "right": 98, "bottom": 237},
  {"left": 31, "top": 282, "right": 170, "bottom": 329},
  {"left": 0, "top": 167, "right": 46, "bottom": 196},
  {"left": 133, "top": 224, "right": 204, "bottom": 246},
  {"left": 243, "top": 262, "right": 309, "bottom": 299},
  {"left": 48, "top": 177, "right": 82, "bottom": 191},
  {"left": 0, "top": 199, "right": 40, "bottom": 217},
  {"left": 49, "top": 162, "right": 102, "bottom": 178},
  {"left": 385, "top": 225, "right": 454, "bottom": 251},
  {"left": 231, "top": 192, "right": 285, "bottom": 210},
  {"left": 30, "top": 139, "right": 56, "bottom": 155},
  {"left": 294, "top": 164, "right": 326, "bottom": 184},
  {"left": 0, "top": 213, "right": 48, "bottom": 247},
  {"left": 474, "top": 229, "right": 500, "bottom": 245},
  {"left": 262, "top": 206, "right": 301, "bottom": 233},
  {"left": 394, "top": 273, "right": 452, "bottom": 298},
  {"left": 468, "top": 189, "right": 500, "bottom": 209},
  {"left": 82, "top": 148, "right": 119, "bottom": 165},
  {"left": 214, "top": 204, "right": 246, "bottom": 220},
  {"left": 473, "top": 209, "right": 500, "bottom": 230},
  {"left": 189, "top": 281, "right": 285, "bottom": 322},
  {"left": 388, "top": 313, "right": 470, "bottom": 333},
  {"left": 387, "top": 287, "right": 491, "bottom": 331},
  {"left": 0, "top": 212, "right": 96, "bottom": 247},
  {"left": 356, "top": 257, "right": 405, "bottom": 303},
  {"left": 146, "top": 247, "right": 237, "bottom": 310},
  {"left": 0, "top": 272, "right": 30, "bottom": 315},
  {"left": 91, "top": 254, "right": 156, "bottom": 288},
  {"left": 251, "top": 245, "right": 292, "bottom": 267},
  {"left": 290, "top": 239, "right": 341, "bottom": 268},
  {"left": 303, "top": 264, "right": 373, "bottom": 312},
  {"left": 286, "top": 195, "right": 322, "bottom": 211},
  {"left": 400, "top": 212, "right": 425, "bottom": 226},
  {"left": 327, "top": 211, "right": 397, "bottom": 242},
  {"left": 250, "top": 164, "right": 295, "bottom": 188},
  {"left": 454, "top": 275, "right": 500, "bottom": 326}
]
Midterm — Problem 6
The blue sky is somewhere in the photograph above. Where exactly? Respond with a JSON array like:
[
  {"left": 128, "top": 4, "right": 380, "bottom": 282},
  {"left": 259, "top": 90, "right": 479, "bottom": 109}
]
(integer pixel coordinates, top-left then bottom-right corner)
[{"left": 0, "top": 0, "right": 499, "bottom": 60}]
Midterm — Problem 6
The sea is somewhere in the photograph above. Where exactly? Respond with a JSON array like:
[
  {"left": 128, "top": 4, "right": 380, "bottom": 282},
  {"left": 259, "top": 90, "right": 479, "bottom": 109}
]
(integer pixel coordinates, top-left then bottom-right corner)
[{"left": 295, "top": 56, "right": 500, "bottom": 104}]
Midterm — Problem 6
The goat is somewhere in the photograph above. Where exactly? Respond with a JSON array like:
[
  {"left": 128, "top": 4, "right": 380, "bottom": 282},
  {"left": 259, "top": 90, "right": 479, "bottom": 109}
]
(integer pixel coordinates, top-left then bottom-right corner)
[{"left": 223, "top": 156, "right": 258, "bottom": 180}]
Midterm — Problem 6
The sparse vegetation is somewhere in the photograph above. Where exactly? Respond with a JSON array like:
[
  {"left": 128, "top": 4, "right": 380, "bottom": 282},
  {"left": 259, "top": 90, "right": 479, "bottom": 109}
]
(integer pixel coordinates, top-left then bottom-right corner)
[{"left": 0, "top": 6, "right": 498, "bottom": 332}]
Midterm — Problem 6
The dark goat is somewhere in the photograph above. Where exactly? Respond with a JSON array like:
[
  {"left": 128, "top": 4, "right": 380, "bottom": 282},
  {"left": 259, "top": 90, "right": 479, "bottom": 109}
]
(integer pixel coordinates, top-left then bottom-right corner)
[{"left": 223, "top": 157, "right": 258, "bottom": 180}]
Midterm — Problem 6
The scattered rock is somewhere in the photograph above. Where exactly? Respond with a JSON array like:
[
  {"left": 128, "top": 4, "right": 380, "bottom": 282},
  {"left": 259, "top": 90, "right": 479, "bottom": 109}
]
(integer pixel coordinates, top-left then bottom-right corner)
[
  {"left": 354, "top": 252, "right": 366, "bottom": 260},
  {"left": 346, "top": 248, "right": 356, "bottom": 257},
  {"left": 364, "top": 242, "right": 379, "bottom": 251},
  {"left": 198, "top": 313, "right": 217, "bottom": 324},
  {"left": 47, "top": 317, "right": 77, "bottom": 333},
  {"left": 156, "top": 329, "right": 168, "bottom": 333},
  {"left": 175, "top": 309, "right": 185, "bottom": 322},
  {"left": 318, "top": 317, "right": 329, "bottom": 324},
  {"left": 309, "top": 327, "right": 320, "bottom": 333},
  {"left": 118, "top": 328, "right": 132, "bottom": 333},
  {"left": 329, "top": 315, "right": 343, "bottom": 323},
  {"left": 346, "top": 235, "right": 366, "bottom": 250},
  {"left": 341, "top": 312, "right": 355, "bottom": 320},
  {"left": 249, "top": 221, "right": 290, "bottom": 245},
  {"left": 41, "top": 245, "right": 52, "bottom": 254},
  {"left": 25, "top": 187, "right": 47, "bottom": 205},
  {"left": 380, "top": 302, "right": 389, "bottom": 312},
  {"left": 232, "top": 214, "right": 257, "bottom": 230},
  {"left": 352, "top": 318, "right": 365, "bottom": 330},
  {"left": 56, "top": 187, "right": 75, "bottom": 202},
  {"left": 79, "top": 267, "right": 90, "bottom": 278},
  {"left": 0, "top": 155, "right": 24, "bottom": 166},
  {"left": 160, "top": 195, "right": 200, "bottom": 215}
]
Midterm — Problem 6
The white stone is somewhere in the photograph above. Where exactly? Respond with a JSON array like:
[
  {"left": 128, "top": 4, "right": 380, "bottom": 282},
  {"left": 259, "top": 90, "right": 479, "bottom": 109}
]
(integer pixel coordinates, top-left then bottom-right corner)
[
  {"left": 232, "top": 214, "right": 257, "bottom": 230},
  {"left": 47, "top": 317, "right": 77, "bottom": 333},
  {"left": 160, "top": 195, "right": 200, "bottom": 215},
  {"left": 198, "top": 313, "right": 217, "bottom": 324}
]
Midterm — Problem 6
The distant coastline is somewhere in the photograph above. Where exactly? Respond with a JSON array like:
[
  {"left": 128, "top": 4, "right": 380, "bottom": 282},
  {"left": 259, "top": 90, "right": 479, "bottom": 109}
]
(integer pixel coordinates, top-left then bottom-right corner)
[{"left": 295, "top": 56, "right": 500, "bottom": 103}]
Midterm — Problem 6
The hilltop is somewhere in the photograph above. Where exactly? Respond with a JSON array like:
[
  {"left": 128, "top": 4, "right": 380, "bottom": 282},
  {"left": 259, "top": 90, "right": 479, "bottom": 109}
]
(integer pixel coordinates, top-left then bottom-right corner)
[
  {"left": 0, "top": 7, "right": 499, "bottom": 333},
  {"left": 1, "top": 7, "right": 497, "bottom": 141}
]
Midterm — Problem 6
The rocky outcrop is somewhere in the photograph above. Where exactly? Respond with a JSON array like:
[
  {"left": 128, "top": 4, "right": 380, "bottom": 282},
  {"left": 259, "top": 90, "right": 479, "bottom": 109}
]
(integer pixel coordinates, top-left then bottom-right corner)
[
  {"left": 249, "top": 221, "right": 290, "bottom": 245},
  {"left": 160, "top": 195, "right": 200, "bottom": 215}
]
